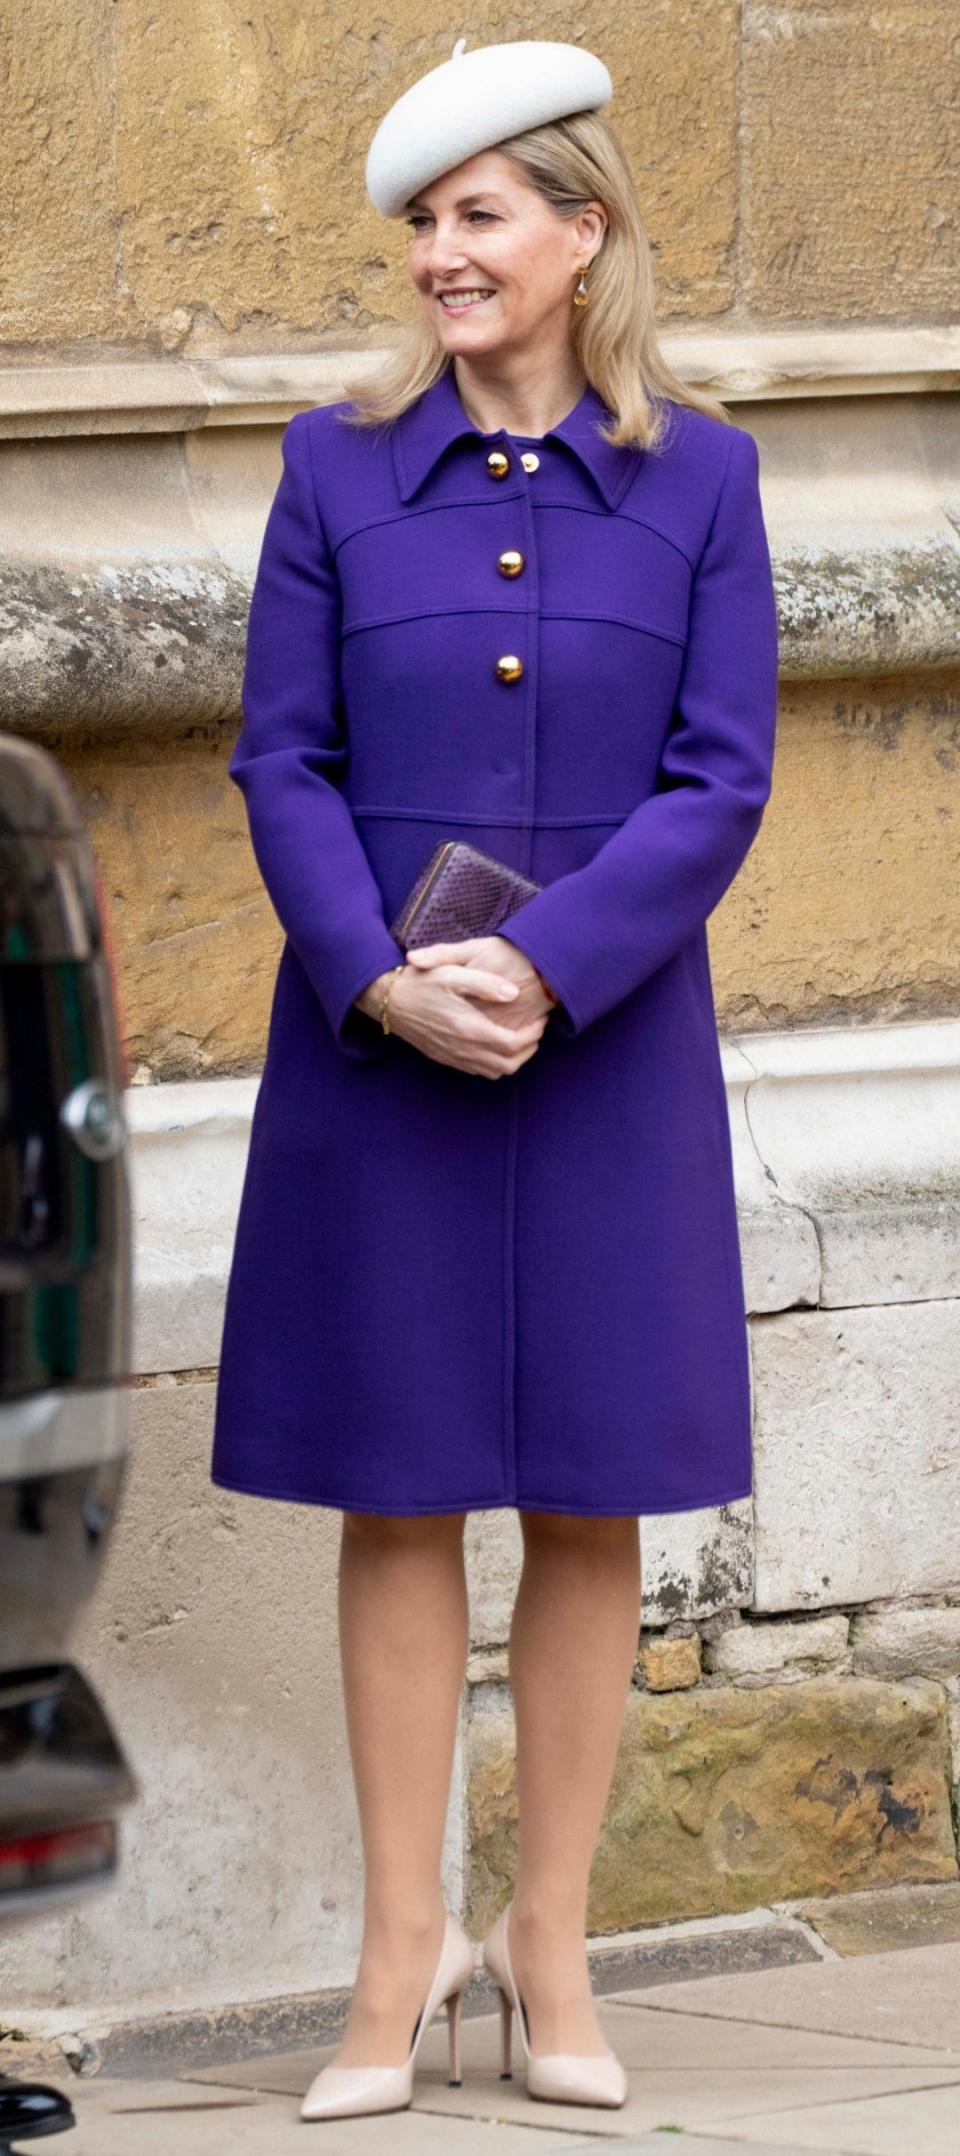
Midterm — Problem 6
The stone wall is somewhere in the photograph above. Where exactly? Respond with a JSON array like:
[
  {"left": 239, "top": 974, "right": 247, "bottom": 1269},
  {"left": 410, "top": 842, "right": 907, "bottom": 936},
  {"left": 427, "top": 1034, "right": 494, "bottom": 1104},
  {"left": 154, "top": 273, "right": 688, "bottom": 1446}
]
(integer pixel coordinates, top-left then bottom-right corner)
[
  {"left": 467, "top": 1608, "right": 960, "bottom": 1935},
  {"left": 5, "top": 4, "right": 957, "bottom": 351}
]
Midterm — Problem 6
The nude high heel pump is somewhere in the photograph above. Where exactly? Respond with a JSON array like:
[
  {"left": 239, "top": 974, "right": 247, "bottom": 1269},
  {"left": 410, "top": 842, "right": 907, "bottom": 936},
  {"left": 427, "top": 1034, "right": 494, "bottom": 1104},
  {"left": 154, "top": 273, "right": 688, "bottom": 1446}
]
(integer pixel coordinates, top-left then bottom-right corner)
[
  {"left": 481, "top": 1900, "right": 628, "bottom": 2109},
  {"left": 300, "top": 1910, "right": 477, "bottom": 2120}
]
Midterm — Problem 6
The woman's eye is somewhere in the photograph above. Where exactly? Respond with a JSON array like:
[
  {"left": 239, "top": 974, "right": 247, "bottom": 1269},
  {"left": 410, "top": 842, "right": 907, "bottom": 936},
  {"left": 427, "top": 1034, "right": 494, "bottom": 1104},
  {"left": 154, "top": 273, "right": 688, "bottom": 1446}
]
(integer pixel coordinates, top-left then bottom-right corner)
[{"left": 405, "top": 210, "right": 496, "bottom": 230}]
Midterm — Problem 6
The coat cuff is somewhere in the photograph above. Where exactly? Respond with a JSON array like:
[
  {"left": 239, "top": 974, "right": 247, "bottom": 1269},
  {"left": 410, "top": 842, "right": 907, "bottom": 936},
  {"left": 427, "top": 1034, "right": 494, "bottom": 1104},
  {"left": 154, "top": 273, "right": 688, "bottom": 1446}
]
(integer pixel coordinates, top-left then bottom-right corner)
[
  {"left": 325, "top": 939, "right": 409, "bottom": 1060},
  {"left": 499, "top": 928, "right": 581, "bottom": 1036}
]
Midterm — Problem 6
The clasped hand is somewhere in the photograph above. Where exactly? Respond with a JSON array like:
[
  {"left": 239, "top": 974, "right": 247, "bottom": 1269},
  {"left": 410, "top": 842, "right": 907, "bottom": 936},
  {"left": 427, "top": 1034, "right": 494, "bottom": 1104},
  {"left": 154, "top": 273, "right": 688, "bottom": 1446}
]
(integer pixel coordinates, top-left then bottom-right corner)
[{"left": 372, "top": 935, "right": 554, "bottom": 1079}]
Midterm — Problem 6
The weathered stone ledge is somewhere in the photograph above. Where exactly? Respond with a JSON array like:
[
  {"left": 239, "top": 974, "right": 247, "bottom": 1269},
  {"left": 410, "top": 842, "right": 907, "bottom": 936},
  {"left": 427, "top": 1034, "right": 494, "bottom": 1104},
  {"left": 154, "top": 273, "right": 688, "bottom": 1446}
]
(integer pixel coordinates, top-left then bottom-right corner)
[
  {"left": 2, "top": 326, "right": 958, "bottom": 436},
  {"left": 725, "top": 1014, "right": 960, "bottom": 1312},
  {"left": 1, "top": 356, "right": 958, "bottom": 728}
]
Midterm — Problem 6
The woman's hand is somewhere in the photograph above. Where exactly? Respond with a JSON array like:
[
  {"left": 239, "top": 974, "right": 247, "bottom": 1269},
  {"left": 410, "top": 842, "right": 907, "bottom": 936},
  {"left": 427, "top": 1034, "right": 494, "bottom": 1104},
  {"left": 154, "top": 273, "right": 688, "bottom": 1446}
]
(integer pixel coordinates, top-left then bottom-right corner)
[
  {"left": 356, "top": 941, "right": 550, "bottom": 1077},
  {"left": 407, "top": 935, "right": 558, "bottom": 1033}
]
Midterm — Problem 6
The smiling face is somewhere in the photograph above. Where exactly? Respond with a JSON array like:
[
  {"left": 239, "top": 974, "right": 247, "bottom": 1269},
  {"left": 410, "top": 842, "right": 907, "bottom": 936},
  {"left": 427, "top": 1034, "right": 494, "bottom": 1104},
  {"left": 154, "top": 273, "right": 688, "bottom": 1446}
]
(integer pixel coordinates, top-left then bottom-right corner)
[{"left": 404, "top": 149, "right": 606, "bottom": 363}]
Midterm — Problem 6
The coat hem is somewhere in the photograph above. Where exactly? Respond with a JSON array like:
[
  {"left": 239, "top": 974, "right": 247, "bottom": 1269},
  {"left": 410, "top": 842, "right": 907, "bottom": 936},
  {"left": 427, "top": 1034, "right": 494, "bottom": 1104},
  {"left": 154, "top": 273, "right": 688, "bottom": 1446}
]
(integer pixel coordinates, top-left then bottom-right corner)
[{"left": 209, "top": 1470, "right": 753, "bottom": 1516}]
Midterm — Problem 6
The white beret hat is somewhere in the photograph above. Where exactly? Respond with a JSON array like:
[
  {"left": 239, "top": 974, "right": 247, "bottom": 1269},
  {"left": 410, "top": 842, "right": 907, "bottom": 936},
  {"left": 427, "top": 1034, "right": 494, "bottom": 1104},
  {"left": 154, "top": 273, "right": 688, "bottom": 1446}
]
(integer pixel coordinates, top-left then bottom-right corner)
[{"left": 365, "top": 35, "right": 614, "bottom": 219}]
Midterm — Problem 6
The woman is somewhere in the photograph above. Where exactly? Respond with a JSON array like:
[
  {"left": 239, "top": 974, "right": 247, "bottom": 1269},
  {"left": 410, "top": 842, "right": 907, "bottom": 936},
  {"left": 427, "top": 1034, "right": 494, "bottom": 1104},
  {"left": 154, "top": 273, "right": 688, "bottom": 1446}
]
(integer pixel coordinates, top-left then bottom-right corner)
[{"left": 210, "top": 34, "right": 779, "bottom": 2124}]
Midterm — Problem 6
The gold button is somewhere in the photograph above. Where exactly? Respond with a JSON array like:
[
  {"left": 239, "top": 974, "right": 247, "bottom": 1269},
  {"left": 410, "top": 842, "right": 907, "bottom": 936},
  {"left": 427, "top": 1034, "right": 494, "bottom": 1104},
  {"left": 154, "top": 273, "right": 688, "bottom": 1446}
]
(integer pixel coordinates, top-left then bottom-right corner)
[
  {"left": 497, "top": 549, "right": 525, "bottom": 577},
  {"left": 495, "top": 654, "right": 524, "bottom": 682},
  {"left": 486, "top": 450, "right": 510, "bottom": 479},
  {"left": 521, "top": 451, "right": 540, "bottom": 473}
]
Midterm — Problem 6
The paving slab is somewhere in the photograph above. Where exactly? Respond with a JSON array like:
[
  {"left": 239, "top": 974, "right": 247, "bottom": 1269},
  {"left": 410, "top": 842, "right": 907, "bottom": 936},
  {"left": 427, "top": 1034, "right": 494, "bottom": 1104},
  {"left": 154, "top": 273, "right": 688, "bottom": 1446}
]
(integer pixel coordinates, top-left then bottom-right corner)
[
  {"left": 65, "top": 2077, "right": 574, "bottom": 2154},
  {"left": 561, "top": 2144, "right": 826, "bottom": 2156},
  {"left": 408, "top": 2061, "right": 960, "bottom": 2139},
  {"left": 606, "top": 1939, "right": 960, "bottom": 2053},
  {"left": 188, "top": 1995, "right": 960, "bottom": 2139},
  {"left": 704, "top": 2079, "right": 960, "bottom": 2154},
  {"left": 794, "top": 1879, "right": 960, "bottom": 1956}
]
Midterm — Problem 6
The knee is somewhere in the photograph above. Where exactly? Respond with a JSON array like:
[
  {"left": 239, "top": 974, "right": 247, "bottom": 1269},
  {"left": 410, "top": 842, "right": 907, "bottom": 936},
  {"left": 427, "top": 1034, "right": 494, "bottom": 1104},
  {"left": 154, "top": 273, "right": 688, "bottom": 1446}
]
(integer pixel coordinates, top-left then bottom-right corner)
[
  {"left": 342, "top": 1508, "right": 467, "bottom": 1550},
  {"left": 518, "top": 1508, "right": 639, "bottom": 1554}
]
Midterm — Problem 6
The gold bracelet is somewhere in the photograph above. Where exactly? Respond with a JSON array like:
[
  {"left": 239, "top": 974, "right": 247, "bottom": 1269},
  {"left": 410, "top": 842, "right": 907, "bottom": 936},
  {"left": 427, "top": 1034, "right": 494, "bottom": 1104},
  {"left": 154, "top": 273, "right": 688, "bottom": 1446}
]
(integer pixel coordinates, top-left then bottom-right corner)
[{"left": 378, "top": 962, "right": 406, "bottom": 1034}]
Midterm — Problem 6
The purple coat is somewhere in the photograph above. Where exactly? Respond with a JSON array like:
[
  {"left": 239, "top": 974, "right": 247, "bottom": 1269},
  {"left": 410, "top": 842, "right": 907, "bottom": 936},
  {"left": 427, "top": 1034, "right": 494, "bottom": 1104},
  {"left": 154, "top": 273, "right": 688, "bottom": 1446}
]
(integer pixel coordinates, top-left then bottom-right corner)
[{"left": 210, "top": 364, "right": 779, "bottom": 1516}]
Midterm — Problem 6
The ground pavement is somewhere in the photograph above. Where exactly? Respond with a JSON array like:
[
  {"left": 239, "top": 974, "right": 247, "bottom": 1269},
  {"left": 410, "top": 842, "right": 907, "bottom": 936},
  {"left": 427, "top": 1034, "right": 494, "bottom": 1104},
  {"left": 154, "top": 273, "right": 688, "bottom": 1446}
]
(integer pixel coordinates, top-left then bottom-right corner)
[{"left": 6, "top": 1884, "right": 960, "bottom": 2154}]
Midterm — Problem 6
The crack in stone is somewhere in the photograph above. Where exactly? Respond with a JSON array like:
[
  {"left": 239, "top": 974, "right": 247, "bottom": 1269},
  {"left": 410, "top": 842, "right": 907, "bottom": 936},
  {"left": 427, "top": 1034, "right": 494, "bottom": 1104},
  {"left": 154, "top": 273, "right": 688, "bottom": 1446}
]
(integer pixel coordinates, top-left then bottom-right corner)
[{"left": 734, "top": 1038, "right": 826, "bottom": 1307}]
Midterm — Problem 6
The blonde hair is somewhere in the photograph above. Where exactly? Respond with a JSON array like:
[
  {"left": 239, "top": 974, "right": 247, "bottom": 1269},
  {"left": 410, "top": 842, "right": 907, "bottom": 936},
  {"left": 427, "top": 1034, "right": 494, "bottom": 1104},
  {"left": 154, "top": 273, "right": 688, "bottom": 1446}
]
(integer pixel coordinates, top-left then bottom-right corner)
[{"left": 338, "top": 109, "right": 731, "bottom": 453}]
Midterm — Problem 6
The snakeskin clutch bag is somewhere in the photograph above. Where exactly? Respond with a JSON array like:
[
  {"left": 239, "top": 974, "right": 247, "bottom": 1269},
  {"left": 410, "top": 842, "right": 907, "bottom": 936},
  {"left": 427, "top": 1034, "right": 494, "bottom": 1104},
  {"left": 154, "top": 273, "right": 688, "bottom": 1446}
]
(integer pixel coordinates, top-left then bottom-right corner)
[{"left": 389, "top": 840, "right": 542, "bottom": 951}]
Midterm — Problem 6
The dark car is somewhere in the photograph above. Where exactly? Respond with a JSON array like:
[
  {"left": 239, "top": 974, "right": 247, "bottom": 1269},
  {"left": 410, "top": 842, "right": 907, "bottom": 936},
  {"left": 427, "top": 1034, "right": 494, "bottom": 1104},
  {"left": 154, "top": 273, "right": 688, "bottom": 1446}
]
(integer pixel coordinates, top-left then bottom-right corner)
[{"left": 0, "top": 735, "right": 139, "bottom": 2141}]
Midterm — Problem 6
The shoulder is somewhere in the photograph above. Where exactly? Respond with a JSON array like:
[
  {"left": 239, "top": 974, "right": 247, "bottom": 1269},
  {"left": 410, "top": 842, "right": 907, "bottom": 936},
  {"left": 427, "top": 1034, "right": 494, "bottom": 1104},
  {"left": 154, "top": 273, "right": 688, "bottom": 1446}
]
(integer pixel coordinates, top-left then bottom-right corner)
[
  {"left": 293, "top": 397, "right": 393, "bottom": 465},
  {"left": 280, "top": 398, "right": 404, "bottom": 543},
  {"left": 656, "top": 396, "right": 755, "bottom": 481},
  {"left": 295, "top": 396, "right": 359, "bottom": 434},
  {"left": 289, "top": 394, "right": 396, "bottom": 482},
  {"left": 641, "top": 398, "right": 759, "bottom": 546}
]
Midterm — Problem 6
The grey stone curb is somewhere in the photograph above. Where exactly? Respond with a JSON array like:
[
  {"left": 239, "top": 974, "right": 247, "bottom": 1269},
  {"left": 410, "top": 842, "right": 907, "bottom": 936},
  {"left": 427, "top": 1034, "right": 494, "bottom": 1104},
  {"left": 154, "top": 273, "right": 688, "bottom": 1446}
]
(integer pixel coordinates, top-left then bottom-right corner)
[{"left": 60, "top": 1920, "right": 819, "bottom": 2082}]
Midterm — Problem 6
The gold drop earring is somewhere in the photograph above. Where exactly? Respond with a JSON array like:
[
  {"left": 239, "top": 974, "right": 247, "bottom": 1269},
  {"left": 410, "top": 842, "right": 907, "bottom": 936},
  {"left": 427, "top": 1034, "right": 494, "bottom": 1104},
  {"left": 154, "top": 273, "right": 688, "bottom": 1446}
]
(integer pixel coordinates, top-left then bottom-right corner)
[{"left": 573, "top": 261, "right": 591, "bottom": 307}]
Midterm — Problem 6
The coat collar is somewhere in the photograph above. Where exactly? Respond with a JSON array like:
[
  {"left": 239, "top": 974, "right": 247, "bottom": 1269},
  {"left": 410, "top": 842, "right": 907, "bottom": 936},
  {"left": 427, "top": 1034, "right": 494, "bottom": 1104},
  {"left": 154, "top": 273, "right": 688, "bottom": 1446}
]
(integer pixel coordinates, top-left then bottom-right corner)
[{"left": 391, "top": 363, "right": 640, "bottom": 511}]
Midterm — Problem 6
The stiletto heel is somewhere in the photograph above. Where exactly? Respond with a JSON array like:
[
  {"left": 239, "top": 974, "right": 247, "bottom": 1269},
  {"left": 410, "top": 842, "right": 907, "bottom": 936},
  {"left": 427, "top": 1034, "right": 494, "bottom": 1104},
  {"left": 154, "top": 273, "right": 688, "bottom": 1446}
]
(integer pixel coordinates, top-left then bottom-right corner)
[
  {"left": 498, "top": 1985, "right": 513, "bottom": 2078},
  {"left": 446, "top": 1984, "right": 464, "bottom": 2085},
  {"left": 481, "top": 1899, "right": 628, "bottom": 2110},
  {"left": 300, "top": 1909, "right": 477, "bottom": 2120}
]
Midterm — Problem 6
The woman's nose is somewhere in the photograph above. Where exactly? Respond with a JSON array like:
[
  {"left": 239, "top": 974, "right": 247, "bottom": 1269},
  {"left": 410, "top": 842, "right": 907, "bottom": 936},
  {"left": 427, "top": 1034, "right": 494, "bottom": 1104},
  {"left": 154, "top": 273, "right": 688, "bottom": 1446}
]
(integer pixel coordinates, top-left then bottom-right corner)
[{"left": 421, "top": 225, "right": 468, "bottom": 264}]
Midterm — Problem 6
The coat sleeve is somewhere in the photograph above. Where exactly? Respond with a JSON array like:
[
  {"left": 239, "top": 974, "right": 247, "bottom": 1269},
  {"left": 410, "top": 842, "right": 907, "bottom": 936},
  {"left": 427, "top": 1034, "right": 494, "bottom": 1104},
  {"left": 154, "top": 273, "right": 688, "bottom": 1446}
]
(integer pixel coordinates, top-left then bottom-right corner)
[
  {"left": 228, "top": 409, "right": 407, "bottom": 1059},
  {"left": 501, "top": 424, "right": 779, "bottom": 1036}
]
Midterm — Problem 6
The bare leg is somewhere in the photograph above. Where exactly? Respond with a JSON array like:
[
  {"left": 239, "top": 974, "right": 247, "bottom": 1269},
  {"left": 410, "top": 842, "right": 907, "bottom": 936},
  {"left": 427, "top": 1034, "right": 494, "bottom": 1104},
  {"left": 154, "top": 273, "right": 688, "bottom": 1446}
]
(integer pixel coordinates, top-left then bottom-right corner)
[
  {"left": 332, "top": 1510, "right": 469, "bottom": 2066},
  {"left": 507, "top": 1509, "right": 641, "bottom": 2054}
]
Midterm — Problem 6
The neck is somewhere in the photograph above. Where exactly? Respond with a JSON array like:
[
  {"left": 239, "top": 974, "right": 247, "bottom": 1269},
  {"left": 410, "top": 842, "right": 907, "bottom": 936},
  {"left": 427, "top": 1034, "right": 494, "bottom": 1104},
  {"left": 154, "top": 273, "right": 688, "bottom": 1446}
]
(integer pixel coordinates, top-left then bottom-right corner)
[{"left": 451, "top": 352, "right": 588, "bottom": 438}]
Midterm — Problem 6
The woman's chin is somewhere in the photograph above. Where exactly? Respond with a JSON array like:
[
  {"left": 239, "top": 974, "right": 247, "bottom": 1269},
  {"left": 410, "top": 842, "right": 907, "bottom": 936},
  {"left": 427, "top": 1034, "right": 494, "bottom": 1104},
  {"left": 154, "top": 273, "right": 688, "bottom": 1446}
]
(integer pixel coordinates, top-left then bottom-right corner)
[
  {"left": 440, "top": 326, "right": 498, "bottom": 346},
  {"left": 435, "top": 315, "right": 504, "bottom": 350}
]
